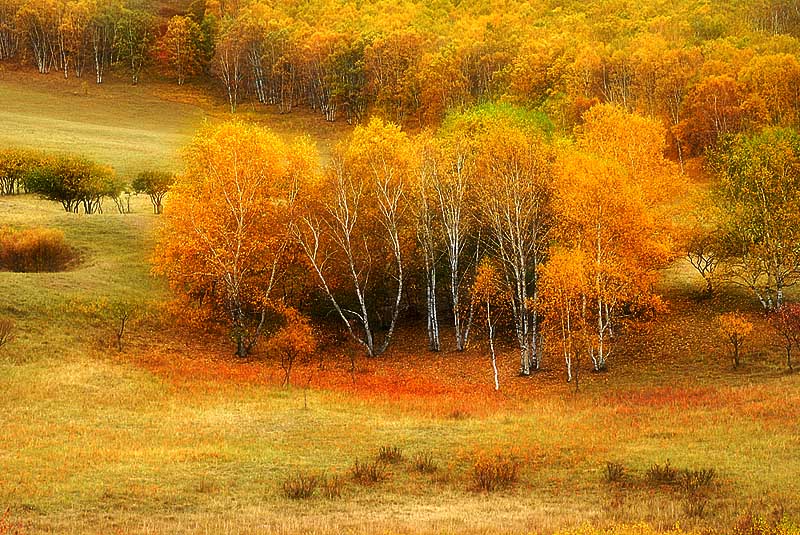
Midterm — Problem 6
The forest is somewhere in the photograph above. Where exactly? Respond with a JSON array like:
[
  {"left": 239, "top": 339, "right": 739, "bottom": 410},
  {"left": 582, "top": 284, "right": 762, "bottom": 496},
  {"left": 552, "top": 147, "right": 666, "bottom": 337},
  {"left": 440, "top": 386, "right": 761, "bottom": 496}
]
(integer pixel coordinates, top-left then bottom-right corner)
[{"left": 2, "top": 0, "right": 800, "bottom": 534}]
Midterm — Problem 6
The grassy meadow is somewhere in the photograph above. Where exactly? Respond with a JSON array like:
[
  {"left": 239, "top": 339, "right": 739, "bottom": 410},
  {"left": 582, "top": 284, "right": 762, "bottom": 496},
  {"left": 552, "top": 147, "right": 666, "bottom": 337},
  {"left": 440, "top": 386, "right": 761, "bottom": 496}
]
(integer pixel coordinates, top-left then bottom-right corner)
[{"left": 1, "top": 73, "right": 800, "bottom": 535}]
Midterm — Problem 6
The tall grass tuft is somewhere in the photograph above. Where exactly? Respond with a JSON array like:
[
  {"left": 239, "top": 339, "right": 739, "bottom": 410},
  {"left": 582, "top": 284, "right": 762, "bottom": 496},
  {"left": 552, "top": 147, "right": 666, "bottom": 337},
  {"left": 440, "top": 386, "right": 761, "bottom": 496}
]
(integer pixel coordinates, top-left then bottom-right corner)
[
  {"left": 472, "top": 452, "right": 519, "bottom": 492},
  {"left": 377, "top": 445, "right": 404, "bottom": 464},
  {"left": 351, "top": 458, "right": 388, "bottom": 485},
  {"left": 0, "top": 318, "right": 14, "bottom": 350}
]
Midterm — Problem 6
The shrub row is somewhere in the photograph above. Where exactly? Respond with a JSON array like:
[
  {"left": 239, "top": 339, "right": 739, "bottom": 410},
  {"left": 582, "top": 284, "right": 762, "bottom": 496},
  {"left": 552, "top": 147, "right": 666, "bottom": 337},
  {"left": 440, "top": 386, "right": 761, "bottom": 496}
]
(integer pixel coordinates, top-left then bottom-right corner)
[{"left": 281, "top": 446, "right": 526, "bottom": 500}]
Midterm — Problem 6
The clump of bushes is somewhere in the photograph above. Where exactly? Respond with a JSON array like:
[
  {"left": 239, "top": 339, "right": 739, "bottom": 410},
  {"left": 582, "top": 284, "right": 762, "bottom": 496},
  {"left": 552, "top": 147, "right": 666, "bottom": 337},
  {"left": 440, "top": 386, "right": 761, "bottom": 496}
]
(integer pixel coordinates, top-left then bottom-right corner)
[
  {"left": 472, "top": 452, "right": 519, "bottom": 492},
  {"left": 0, "top": 227, "right": 77, "bottom": 272},
  {"left": 377, "top": 445, "right": 404, "bottom": 464},
  {"left": 0, "top": 148, "right": 42, "bottom": 196},
  {"left": 351, "top": 458, "right": 388, "bottom": 485},
  {"left": 281, "top": 471, "right": 343, "bottom": 500},
  {"left": 24, "top": 155, "right": 123, "bottom": 214}
]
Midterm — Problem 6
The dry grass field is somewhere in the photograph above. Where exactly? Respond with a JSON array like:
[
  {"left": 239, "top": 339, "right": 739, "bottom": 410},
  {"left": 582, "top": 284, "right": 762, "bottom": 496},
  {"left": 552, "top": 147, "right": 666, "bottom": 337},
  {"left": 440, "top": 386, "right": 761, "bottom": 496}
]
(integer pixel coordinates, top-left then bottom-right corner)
[{"left": 0, "top": 72, "right": 799, "bottom": 535}]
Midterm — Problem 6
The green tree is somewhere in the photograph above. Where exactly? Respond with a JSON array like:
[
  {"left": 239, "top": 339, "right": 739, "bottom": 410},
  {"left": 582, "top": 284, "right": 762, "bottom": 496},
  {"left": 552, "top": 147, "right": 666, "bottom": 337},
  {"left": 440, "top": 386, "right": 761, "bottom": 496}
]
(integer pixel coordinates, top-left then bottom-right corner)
[
  {"left": 709, "top": 128, "right": 800, "bottom": 310},
  {"left": 131, "top": 170, "right": 173, "bottom": 214},
  {"left": 25, "top": 155, "right": 120, "bottom": 213}
]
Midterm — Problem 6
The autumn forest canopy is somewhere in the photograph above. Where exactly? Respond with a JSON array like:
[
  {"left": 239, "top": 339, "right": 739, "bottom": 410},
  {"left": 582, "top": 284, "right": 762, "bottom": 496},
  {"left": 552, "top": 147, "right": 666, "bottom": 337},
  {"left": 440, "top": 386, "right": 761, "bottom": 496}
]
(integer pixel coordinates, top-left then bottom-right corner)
[{"left": 0, "top": 0, "right": 799, "bottom": 144}]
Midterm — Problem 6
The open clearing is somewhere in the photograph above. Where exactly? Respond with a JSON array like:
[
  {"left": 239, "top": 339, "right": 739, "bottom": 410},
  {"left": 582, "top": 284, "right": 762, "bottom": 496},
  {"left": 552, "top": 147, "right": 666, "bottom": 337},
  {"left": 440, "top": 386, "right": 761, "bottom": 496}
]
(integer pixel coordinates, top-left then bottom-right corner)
[
  {"left": 0, "top": 75, "right": 799, "bottom": 535},
  {"left": 0, "top": 73, "right": 205, "bottom": 177}
]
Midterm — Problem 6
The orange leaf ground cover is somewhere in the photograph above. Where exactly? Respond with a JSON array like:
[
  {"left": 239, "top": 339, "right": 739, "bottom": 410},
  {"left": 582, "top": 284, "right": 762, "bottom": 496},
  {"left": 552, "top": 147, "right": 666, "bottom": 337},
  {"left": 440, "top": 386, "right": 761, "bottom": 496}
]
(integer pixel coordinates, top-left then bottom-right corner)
[{"left": 130, "top": 293, "right": 793, "bottom": 419}]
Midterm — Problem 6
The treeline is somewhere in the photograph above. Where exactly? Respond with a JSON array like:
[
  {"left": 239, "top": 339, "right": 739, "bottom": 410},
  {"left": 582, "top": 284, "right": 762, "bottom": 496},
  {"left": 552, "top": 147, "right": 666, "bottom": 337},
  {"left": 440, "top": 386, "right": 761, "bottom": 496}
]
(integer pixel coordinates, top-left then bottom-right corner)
[
  {"left": 0, "top": 148, "right": 173, "bottom": 213},
  {"left": 157, "top": 106, "right": 800, "bottom": 382},
  {"left": 2, "top": 0, "right": 800, "bottom": 154},
  {"left": 155, "top": 106, "right": 688, "bottom": 384}
]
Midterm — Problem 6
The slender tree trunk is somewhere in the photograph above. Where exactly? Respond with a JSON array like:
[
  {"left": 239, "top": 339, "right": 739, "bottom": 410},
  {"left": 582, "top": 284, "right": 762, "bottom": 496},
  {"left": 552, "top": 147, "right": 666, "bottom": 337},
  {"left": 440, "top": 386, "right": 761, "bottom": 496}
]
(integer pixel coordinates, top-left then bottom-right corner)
[{"left": 487, "top": 301, "right": 499, "bottom": 391}]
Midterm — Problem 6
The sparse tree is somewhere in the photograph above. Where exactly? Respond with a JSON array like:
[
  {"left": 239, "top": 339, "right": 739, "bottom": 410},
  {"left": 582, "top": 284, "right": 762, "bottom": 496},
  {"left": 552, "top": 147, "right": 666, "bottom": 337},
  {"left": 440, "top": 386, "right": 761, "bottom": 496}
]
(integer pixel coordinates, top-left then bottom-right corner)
[
  {"left": 718, "top": 312, "right": 753, "bottom": 369},
  {"left": 769, "top": 303, "right": 800, "bottom": 372},
  {"left": 272, "top": 305, "right": 317, "bottom": 387},
  {"left": 131, "top": 170, "right": 173, "bottom": 214},
  {"left": 472, "top": 258, "right": 506, "bottom": 391}
]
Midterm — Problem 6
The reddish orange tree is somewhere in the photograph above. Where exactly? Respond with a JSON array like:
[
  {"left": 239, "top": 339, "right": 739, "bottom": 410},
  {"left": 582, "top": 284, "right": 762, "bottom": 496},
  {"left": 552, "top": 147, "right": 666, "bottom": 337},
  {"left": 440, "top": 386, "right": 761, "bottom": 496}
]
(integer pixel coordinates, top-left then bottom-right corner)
[
  {"left": 271, "top": 305, "right": 317, "bottom": 386},
  {"left": 154, "top": 120, "right": 317, "bottom": 357}
]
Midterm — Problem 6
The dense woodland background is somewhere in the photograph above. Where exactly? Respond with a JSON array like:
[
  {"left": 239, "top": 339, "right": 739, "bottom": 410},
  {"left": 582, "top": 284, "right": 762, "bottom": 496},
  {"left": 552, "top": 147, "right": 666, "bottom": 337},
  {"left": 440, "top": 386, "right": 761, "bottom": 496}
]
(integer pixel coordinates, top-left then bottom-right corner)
[{"left": 0, "top": 0, "right": 799, "bottom": 144}]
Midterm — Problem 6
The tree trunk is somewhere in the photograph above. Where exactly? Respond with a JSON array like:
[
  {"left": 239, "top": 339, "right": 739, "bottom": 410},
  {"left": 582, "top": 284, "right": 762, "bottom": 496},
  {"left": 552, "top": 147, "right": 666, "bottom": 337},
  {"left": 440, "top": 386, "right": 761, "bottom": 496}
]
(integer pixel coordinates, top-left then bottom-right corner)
[{"left": 488, "top": 301, "right": 499, "bottom": 391}]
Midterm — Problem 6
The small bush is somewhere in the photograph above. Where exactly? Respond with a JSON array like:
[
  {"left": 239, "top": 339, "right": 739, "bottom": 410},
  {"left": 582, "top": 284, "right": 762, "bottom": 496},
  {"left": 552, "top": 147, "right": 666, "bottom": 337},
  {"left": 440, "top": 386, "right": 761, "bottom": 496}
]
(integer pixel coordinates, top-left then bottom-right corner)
[
  {"left": 320, "top": 473, "right": 344, "bottom": 499},
  {"left": 680, "top": 468, "right": 717, "bottom": 517},
  {"left": 377, "top": 445, "right": 404, "bottom": 464},
  {"left": 0, "top": 227, "right": 77, "bottom": 272},
  {"left": 604, "top": 461, "right": 626, "bottom": 484},
  {"left": 680, "top": 467, "right": 716, "bottom": 493},
  {"left": 646, "top": 460, "right": 679, "bottom": 486},
  {"left": 472, "top": 452, "right": 519, "bottom": 492},
  {"left": 412, "top": 451, "right": 438, "bottom": 474},
  {"left": 351, "top": 458, "right": 388, "bottom": 485},
  {"left": 0, "top": 318, "right": 14, "bottom": 350},
  {"left": 282, "top": 472, "right": 319, "bottom": 500}
]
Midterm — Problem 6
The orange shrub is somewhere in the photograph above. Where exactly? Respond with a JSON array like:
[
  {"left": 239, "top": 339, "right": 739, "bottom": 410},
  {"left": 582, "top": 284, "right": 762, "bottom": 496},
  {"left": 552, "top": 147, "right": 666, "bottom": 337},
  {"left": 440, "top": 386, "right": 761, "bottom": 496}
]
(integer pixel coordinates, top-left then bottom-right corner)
[{"left": 0, "top": 227, "right": 77, "bottom": 272}]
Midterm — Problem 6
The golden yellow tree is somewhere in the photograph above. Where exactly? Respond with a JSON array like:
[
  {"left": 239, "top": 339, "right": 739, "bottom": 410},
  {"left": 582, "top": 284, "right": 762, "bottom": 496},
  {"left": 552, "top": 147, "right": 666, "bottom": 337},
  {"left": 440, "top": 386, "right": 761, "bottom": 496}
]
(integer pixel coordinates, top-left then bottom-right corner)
[
  {"left": 295, "top": 118, "right": 413, "bottom": 358},
  {"left": 154, "top": 120, "right": 317, "bottom": 357},
  {"left": 474, "top": 117, "right": 555, "bottom": 375},
  {"left": 555, "top": 104, "right": 682, "bottom": 371}
]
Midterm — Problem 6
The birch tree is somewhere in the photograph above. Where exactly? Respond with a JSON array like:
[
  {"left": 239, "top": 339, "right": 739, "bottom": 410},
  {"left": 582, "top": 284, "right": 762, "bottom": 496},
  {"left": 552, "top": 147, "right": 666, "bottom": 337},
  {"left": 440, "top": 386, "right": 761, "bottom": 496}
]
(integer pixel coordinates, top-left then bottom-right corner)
[
  {"left": 214, "top": 16, "right": 246, "bottom": 112},
  {"left": 159, "top": 14, "right": 202, "bottom": 85},
  {"left": 475, "top": 120, "right": 554, "bottom": 375},
  {"left": 412, "top": 135, "right": 441, "bottom": 351},
  {"left": 0, "top": 0, "right": 19, "bottom": 60},
  {"left": 87, "top": 0, "right": 119, "bottom": 84},
  {"left": 555, "top": 104, "right": 681, "bottom": 372},
  {"left": 116, "top": 6, "right": 153, "bottom": 85},
  {"left": 154, "top": 120, "right": 316, "bottom": 357},
  {"left": 708, "top": 128, "right": 800, "bottom": 311},
  {"left": 295, "top": 118, "right": 411, "bottom": 358}
]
